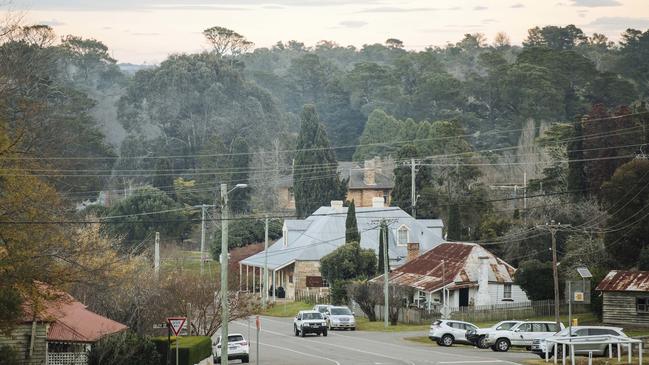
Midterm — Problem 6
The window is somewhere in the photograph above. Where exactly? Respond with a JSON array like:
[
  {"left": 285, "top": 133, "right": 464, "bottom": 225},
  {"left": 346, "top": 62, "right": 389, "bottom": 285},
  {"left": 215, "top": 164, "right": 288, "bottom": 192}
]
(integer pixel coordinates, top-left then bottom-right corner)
[
  {"left": 302, "top": 312, "right": 323, "bottom": 320},
  {"left": 532, "top": 323, "right": 547, "bottom": 332},
  {"left": 496, "top": 322, "right": 517, "bottom": 331},
  {"left": 288, "top": 274, "right": 293, "bottom": 284},
  {"left": 517, "top": 323, "right": 531, "bottom": 332},
  {"left": 397, "top": 225, "right": 409, "bottom": 246},
  {"left": 637, "top": 297, "right": 649, "bottom": 313},
  {"left": 591, "top": 328, "right": 619, "bottom": 336},
  {"left": 503, "top": 284, "right": 512, "bottom": 299},
  {"left": 546, "top": 323, "right": 560, "bottom": 332},
  {"left": 288, "top": 187, "right": 295, "bottom": 203}
]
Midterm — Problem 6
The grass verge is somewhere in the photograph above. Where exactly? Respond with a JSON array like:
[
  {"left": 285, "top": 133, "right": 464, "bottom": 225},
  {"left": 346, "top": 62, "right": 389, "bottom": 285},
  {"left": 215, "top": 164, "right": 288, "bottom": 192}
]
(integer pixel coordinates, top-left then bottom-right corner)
[
  {"left": 259, "top": 301, "right": 312, "bottom": 317},
  {"left": 356, "top": 317, "right": 430, "bottom": 332}
]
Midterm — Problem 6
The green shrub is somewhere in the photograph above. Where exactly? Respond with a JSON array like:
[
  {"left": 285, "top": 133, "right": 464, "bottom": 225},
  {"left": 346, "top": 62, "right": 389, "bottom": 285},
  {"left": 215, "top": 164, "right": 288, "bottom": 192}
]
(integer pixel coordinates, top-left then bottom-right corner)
[
  {"left": 0, "top": 345, "right": 19, "bottom": 365},
  {"left": 152, "top": 336, "right": 212, "bottom": 365},
  {"left": 88, "top": 331, "right": 160, "bottom": 365}
]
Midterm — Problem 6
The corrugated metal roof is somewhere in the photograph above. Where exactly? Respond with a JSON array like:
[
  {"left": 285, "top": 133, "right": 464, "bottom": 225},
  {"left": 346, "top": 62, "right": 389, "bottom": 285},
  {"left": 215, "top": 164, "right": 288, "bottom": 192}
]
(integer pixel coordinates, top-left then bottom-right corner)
[
  {"left": 596, "top": 270, "right": 649, "bottom": 292},
  {"left": 240, "top": 206, "right": 445, "bottom": 269},
  {"left": 372, "top": 242, "right": 517, "bottom": 293}
]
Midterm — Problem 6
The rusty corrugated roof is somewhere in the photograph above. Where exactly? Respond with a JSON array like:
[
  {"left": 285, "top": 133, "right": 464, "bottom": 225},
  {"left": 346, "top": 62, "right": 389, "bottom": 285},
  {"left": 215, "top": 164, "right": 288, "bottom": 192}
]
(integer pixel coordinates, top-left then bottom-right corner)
[
  {"left": 371, "top": 242, "right": 516, "bottom": 293},
  {"left": 596, "top": 270, "right": 649, "bottom": 292}
]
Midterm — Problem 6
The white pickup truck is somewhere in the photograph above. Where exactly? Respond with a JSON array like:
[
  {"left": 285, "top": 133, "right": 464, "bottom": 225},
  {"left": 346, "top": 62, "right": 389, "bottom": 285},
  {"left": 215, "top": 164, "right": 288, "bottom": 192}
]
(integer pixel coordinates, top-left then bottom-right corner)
[{"left": 484, "top": 321, "right": 564, "bottom": 352}]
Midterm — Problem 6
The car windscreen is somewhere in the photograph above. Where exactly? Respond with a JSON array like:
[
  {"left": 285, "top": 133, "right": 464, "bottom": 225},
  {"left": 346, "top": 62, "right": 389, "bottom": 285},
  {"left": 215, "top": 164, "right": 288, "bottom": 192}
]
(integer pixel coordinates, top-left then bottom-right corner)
[
  {"left": 330, "top": 308, "right": 352, "bottom": 315},
  {"left": 302, "top": 313, "right": 323, "bottom": 320},
  {"left": 316, "top": 307, "right": 327, "bottom": 313},
  {"left": 228, "top": 335, "right": 244, "bottom": 342},
  {"left": 495, "top": 322, "right": 517, "bottom": 330}
]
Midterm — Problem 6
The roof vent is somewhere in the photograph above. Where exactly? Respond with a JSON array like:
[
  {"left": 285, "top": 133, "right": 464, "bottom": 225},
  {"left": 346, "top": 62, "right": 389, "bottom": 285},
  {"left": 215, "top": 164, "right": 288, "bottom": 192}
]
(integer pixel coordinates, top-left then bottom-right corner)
[
  {"left": 372, "top": 197, "right": 385, "bottom": 208},
  {"left": 331, "top": 200, "right": 344, "bottom": 209}
]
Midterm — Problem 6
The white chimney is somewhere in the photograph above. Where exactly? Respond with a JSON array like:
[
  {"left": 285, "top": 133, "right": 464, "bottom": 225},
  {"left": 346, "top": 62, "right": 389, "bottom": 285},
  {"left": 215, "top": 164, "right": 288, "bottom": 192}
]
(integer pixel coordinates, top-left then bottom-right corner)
[
  {"left": 476, "top": 256, "right": 491, "bottom": 306},
  {"left": 364, "top": 159, "right": 376, "bottom": 185},
  {"left": 372, "top": 197, "right": 385, "bottom": 208},
  {"left": 331, "top": 200, "right": 344, "bottom": 210}
]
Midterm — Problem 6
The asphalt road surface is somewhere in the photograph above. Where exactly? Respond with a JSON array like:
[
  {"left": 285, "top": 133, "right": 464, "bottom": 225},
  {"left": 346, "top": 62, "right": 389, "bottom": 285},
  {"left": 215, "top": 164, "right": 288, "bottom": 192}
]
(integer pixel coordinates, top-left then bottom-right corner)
[{"left": 221, "top": 316, "right": 537, "bottom": 365}]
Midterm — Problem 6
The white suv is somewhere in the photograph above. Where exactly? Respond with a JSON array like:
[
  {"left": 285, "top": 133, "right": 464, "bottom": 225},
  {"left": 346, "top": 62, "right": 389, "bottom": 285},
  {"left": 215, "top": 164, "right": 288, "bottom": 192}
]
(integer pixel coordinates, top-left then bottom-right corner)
[
  {"left": 428, "top": 319, "right": 478, "bottom": 346},
  {"left": 466, "top": 321, "right": 523, "bottom": 349},
  {"left": 484, "top": 321, "right": 564, "bottom": 352},
  {"left": 214, "top": 333, "right": 249, "bottom": 364},
  {"left": 531, "top": 326, "right": 627, "bottom": 359},
  {"left": 294, "top": 310, "right": 328, "bottom": 337}
]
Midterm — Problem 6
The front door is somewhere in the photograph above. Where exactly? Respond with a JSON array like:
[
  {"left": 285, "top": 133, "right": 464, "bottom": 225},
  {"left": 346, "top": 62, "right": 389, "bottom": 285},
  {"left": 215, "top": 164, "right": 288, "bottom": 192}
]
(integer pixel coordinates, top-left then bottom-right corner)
[{"left": 459, "top": 288, "right": 469, "bottom": 307}]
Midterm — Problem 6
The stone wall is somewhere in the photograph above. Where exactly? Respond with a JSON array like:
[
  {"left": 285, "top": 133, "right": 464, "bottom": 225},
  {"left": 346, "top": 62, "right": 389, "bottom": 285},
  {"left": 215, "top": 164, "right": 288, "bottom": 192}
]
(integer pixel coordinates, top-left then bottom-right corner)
[
  {"left": 347, "top": 189, "right": 390, "bottom": 207},
  {"left": 0, "top": 322, "right": 48, "bottom": 365},
  {"left": 294, "top": 261, "right": 324, "bottom": 294}
]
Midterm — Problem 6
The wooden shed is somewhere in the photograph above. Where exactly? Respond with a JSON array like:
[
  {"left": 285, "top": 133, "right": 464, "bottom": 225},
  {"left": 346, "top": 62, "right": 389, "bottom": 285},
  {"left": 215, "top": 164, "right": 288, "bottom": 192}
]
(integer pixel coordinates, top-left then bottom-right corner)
[{"left": 596, "top": 270, "right": 649, "bottom": 327}]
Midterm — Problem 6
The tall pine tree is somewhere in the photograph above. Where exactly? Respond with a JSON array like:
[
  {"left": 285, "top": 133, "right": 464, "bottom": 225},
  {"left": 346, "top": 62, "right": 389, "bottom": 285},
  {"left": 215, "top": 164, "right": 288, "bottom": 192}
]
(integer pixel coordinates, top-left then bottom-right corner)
[
  {"left": 377, "top": 221, "right": 389, "bottom": 272},
  {"left": 345, "top": 199, "right": 360, "bottom": 243},
  {"left": 294, "top": 105, "right": 347, "bottom": 218},
  {"left": 446, "top": 204, "right": 462, "bottom": 240},
  {"left": 229, "top": 137, "right": 251, "bottom": 214}
]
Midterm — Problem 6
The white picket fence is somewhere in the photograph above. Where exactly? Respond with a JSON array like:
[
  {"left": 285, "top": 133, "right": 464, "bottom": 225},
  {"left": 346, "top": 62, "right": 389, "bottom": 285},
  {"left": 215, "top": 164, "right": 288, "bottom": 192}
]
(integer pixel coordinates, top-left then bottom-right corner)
[{"left": 47, "top": 352, "right": 88, "bottom": 365}]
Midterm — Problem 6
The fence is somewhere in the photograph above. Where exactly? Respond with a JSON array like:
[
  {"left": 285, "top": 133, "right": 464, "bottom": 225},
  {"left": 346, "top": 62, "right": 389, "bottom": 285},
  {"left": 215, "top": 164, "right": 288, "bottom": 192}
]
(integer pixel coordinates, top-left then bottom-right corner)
[
  {"left": 47, "top": 352, "right": 88, "bottom": 365},
  {"left": 295, "top": 288, "right": 331, "bottom": 305},
  {"left": 352, "top": 300, "right": 591, "bottom": 325}
]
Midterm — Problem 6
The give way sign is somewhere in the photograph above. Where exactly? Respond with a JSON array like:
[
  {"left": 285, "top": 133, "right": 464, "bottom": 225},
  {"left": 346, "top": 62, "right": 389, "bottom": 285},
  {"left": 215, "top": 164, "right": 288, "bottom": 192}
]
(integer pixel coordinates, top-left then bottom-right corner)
[{"left": 167, "top": 317, "right": 186, "bottom": 336}]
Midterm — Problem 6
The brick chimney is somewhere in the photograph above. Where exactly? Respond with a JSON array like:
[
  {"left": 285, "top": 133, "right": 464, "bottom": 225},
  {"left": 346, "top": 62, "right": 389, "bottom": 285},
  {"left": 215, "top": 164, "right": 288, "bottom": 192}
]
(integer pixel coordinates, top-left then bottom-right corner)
[
  {"left": 364, "top": 159, "right": 376, "bottom": 185},
  {"left": 407, "top": 242, "right": 420, "bottom": 262}
]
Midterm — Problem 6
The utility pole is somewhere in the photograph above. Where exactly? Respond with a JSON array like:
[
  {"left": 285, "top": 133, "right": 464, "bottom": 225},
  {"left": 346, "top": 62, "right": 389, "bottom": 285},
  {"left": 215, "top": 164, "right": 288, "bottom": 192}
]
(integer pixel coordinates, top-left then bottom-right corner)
[
  {"left": 263, "top": 215, "right": 269, "bottom": 309},
  {"left": 411, "top": 158, "right": 417, "bottom": 218},
  {"left": 154, "top": 232, "right": 160, "bottom": 278},
  {"left": 200, "top": 205, "right": 207, "bottom": 275},
  {"left": 383, "top": 221, "right": 389, "bottom": 328},
  {"left": 220, "top": 183, "right": 230, "bottom": 365},
  {"left": 539, "top": 220, "right": 562, "bottom": 329}
]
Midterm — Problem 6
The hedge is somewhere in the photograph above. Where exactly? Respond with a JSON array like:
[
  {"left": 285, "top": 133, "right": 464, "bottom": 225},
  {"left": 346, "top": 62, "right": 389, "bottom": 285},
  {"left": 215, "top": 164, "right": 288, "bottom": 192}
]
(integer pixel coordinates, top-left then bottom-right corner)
[{"left": 151, "top": 336, "right": 212, "bottom": 365}]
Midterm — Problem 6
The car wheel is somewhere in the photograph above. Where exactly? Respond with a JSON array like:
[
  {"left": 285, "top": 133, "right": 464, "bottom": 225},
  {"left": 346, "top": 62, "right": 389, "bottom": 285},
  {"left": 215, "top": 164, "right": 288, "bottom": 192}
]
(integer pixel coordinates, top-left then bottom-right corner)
[
  {"left": 441, "top": 334, "right": 454, "bottom": 347},
  {"left": 495, "top": 338, "right": 510, "bottom": 352},
  {"left": 300, "top": 327, "right": 305, "bottom": 337},
  {"left": 294, "top": 325, "right": 299, "bottom": 336},
  {"left": 490, "top": 345, "right": 498, "bottom": 352},
  {"left": 477, "top": 336, "right": 489, "bottom": 349},
  {"left": 604, "top": 345, "right": 617, "bottom": 358},
  {"left": 323, "top": 329, "right": 328, "bottom": 337},
  {"left": 351, "top": 327, "right": 356, "bottom": 331},
  {"left": 242, "top": 355, "right": 249, "bottom": 363},
  {"left": 215, "top": 357, "right": 221, "bottom": 364}
]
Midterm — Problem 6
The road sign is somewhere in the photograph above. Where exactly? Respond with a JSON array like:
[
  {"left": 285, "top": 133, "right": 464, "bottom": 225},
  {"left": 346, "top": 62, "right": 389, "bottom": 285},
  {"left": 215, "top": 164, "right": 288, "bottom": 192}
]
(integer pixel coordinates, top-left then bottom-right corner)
[
  {"left": 574, "top": 291, "right": 585, "bottom": 302},
  {"left": 153, "top": 323, "right": 168, "bottom": 329},
  {"left": 167, "top": 317, "right": 187, "bottom": 336},
  {"left": 256, "top": 315, "right": 261, "bottom": 330}
]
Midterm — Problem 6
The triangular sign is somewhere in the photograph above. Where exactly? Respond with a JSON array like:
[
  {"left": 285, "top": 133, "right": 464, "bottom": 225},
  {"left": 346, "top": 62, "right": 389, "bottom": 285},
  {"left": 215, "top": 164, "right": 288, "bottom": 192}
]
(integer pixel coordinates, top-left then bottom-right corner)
[{"left": 167, "top": 317, "right": 186, "bottom": 336}]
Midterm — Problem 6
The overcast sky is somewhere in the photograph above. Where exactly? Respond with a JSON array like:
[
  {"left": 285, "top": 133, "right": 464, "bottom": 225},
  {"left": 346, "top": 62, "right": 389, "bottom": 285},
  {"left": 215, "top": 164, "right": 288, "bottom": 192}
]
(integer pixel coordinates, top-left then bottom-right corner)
[{"left": 7, "top": 0, "right": 649, "bottom": 64}]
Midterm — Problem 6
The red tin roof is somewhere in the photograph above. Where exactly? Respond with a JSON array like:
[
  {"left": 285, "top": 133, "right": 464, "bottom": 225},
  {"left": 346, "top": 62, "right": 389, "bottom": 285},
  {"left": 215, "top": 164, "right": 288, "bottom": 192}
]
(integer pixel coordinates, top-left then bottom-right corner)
[{"left": 596, "top": 270, "right": 649, "bottom": 293}]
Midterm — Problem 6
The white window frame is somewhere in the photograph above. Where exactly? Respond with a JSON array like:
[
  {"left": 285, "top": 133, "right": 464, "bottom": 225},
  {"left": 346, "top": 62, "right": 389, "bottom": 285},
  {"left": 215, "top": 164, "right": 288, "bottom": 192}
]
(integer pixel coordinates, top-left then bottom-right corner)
[
  {"left": 503, "top": 283, "right": 512, "bottom": 300},
  {"left": 397, "top": 224, "right": 410, "bottom": 246}
]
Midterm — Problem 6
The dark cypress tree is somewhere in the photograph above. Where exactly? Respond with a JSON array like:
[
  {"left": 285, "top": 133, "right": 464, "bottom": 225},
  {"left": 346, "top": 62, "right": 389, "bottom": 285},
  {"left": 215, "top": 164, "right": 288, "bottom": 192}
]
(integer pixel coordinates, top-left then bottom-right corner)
[
  {"left": 377, "top": 221, "right": 389, "bottom": 272},
  {"left": 229, "top": 137, "right": 251, "bottom": 214},
  {"left": 447, "top": 204, "right": 462, "bottom": 240},
  {"left": 294, "top": 105, "right": 347, "bottom": 218},
  {"left": 567, "top": 117, "right": 587, "bottom": 199},
  {"left": 390, "top": 144, "right": 418, "bottom": 214},
  {"left": 345, "top": 199, "right": 360, "bottom": 243}
]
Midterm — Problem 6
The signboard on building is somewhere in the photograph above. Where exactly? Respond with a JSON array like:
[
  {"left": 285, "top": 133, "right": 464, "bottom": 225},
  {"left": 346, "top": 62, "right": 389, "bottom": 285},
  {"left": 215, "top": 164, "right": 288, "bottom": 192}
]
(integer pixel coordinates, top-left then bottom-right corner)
[{"left": 306, "top": 276, "right": 324, "bottom": 288}]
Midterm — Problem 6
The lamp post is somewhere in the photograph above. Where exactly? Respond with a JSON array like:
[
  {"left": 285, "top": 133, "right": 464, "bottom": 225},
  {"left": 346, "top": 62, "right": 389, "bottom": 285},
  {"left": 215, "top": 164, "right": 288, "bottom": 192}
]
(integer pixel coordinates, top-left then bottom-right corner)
[{"left": 220, "top": 183, "right": 247, "bottom": 365}]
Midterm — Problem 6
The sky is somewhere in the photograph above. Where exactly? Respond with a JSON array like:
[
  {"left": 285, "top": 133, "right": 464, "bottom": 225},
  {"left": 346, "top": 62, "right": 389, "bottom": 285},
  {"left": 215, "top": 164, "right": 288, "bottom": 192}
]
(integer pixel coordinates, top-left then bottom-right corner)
[{"left": 6, "top": 0, "right": 649, "bottom": 64}]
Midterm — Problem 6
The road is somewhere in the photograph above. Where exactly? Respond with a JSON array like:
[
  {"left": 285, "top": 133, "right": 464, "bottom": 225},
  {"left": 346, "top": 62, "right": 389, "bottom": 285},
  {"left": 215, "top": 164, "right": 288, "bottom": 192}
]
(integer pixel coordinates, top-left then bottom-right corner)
[{"left": 219, "top": 316, "right": 537, "bottom": 365}]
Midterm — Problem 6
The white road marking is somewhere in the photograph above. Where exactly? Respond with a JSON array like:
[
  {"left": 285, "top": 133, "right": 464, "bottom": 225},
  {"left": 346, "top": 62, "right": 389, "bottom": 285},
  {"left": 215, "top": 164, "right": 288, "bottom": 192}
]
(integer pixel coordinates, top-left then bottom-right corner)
[
  {"left": 234, "top": 320, "right": 416, "bottom": 365},
  {"left": 259, "top": 342, "right": 342, "bottom": 365}
]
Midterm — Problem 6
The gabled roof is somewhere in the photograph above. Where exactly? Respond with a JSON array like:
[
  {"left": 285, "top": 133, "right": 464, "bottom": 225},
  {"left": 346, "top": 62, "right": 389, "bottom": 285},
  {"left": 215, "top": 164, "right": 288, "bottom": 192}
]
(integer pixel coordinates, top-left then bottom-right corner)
[
  {"left": 596, "top": 270, "right": 649, "bottom": 292},
  {"left": 372, "top": 242, "right": 516, "bottom": 293},
  {"left": 22, "top": 288, "right": 127, "bottom": 343},
  {"left": 240, "top": 205, "right": 445, "bottom": 270}
]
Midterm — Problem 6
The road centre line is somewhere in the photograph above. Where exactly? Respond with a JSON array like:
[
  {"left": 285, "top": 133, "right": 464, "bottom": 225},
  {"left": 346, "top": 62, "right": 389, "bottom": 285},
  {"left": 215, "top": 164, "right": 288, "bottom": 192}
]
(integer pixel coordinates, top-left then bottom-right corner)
[{"left": 234, "top": 320, "right": 416, "bottom": 365}]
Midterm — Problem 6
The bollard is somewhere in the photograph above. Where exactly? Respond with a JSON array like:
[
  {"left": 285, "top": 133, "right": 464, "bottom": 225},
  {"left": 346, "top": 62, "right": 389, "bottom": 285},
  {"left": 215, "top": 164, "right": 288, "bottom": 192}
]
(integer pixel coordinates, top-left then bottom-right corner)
[
  {"left": 588, "top": 351, "right": 592, "bottom": 365},
  {"left": 628, "top": 343, "right": 632, "bottom": 364},
  {"left": 562, "top": 343, "right": 566, "bottom": 365},
  {"left": 618, "top": 343, "right": 622, "bottom": 362},
  {"left": 608, "top": 343, "right": 612, "bottom": 359}
]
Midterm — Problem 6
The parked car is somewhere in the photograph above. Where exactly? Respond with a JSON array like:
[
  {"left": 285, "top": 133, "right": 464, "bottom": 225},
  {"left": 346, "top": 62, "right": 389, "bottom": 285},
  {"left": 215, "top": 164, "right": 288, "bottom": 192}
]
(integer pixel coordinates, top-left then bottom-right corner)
[
  {"left": 531, "top": 326, "right": 627, "bottom": 359},
  {"left": 294, "top": 310, "right": 328, "bottom": 337},
  {"left": 313, "top": 304, "right": 331, "bottom": 319},
  {"left": 466, "top": 321, "right": 523, "bottom": 349},
  {"left": 484, "top": 321, "right": 564, "bottom": 352},
  {"left": 214, "top": 333, "right": 249, "bottom": 364},
  {"left": 429, "top": 319, "right": 478, "bottom": 346},
  {"left": 326, "top": 306, "right": 356, "bottom": 330}
]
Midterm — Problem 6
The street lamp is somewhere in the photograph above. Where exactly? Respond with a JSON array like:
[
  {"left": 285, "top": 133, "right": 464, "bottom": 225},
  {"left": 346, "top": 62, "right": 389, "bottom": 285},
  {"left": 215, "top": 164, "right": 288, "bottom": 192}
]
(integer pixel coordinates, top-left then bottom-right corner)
[{"left": 220, "top": 183, "right": 247, "bottom": 365}]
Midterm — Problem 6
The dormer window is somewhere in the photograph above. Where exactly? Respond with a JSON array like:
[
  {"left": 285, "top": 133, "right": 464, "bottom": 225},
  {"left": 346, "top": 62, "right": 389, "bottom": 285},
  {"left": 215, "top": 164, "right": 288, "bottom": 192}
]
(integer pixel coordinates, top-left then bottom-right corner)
[
  {"left": 397, "top": 225, "right": 410, "bottom": 246},
  {"left": 283, "top": 225, "right": 288, "bottom": 248}
]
